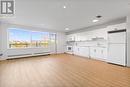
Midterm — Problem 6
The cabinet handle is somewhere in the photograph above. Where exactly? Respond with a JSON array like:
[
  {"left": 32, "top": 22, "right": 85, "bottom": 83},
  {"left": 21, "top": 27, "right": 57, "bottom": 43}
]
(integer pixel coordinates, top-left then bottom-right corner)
[
  {"left": 94, "top": 49, "right": 96, "bottom": 52},
  {"left": 101, "top": 50, "right": 103, "bottom": 54}
]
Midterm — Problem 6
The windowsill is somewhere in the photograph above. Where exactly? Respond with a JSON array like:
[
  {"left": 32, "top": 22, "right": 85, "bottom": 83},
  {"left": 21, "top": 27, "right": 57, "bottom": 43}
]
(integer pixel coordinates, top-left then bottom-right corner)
[{"left": 7, "top": 47, "right": 49, "bottom": 50}]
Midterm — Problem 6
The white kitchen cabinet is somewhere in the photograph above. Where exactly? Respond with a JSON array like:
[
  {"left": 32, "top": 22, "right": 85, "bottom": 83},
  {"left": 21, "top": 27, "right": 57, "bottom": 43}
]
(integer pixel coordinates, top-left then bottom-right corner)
[
  {"left": 73, "top": 46, "right": 80, "bottom": 55},
  {"left": 73, "top": 33, "right": 86, "bottom": 41},
  {"left": 107, "top": 23, "right": 126, "bottom": 31},
  {"left": 97, "top": 47, "right": 107, "bottom": 61},
  {"left": 75, "top": 33, "right": 81, "bottom": 41},
  {"left": 114, "top": 23, "right": 126, "bottom": 30},
  {"left": 67, "top": 34, "right": 75, "bottom": 41},
  {"left": 73, "top": 46, "right": 90, "bottom": 58},
  {"left": 78, "top": 33, "right": 87, "bottom": 41},
  {"left": 78, "top": 47, "right": 90, "bottom": 58},
  {"left": 90, "top": 47, "right": 107, "bottom": 61},
  {"left": 90, "top": 47, "right": 97, "bottom": 58},
  {"left": 74, "top": 46, "right": 107, "bottom": 61}
]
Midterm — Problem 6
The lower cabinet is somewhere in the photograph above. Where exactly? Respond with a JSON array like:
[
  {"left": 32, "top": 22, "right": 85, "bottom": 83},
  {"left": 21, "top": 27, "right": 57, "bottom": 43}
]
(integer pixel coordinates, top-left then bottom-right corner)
[
  {"left": 73, "top": 46, "right": 80, "bottom": 55},
  {"left": 73, "top": 46, "right": 90, "bottom": 58},
  {"left": 90, "top": 47, "right": 107, "bottom": 61},
  {"left": 78, "top": 47, "right": 90, "bottom": 58},
  {"left": 73, "top": 46, "right": 107, "bottom": 61},
  {"left": 90, "top": 47, "right": 97, "bottom": 58}
]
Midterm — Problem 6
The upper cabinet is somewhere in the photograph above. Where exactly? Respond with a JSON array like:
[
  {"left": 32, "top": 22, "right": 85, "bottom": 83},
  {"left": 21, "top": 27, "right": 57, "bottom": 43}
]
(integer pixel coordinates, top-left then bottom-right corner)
[
  {"left": 107, "top": 23, "right": 126, "bottom": 31},
  {"left": 66, "top": 23, "right": 126, "bottom": 42},
  {"left": 67, "top": 33, "right": 86, "bottom": 42},
  {"left": 67, "top": 34, "right": 75, "bottom": 41},
  {"left": 75, "top": 33, "right": 86, "bottom": 41}
]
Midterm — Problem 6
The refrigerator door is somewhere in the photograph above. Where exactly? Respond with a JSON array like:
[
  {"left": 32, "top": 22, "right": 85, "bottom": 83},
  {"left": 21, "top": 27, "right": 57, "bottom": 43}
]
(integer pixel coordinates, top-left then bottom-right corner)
[
  {"left": 108, "top": 44, "right": 126, "bottom": 66},
  {"left": 108, "top": 32, "right": 126, "bottom": 44}
]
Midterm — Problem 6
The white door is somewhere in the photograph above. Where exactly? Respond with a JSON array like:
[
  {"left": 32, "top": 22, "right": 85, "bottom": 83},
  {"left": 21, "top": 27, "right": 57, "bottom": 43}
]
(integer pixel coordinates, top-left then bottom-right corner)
[
  {"left": 50, "top": 34, "right": 56, "bottom": 54},
  {"left": 108, "top": 44, "right": 126, "bottom": 66}
]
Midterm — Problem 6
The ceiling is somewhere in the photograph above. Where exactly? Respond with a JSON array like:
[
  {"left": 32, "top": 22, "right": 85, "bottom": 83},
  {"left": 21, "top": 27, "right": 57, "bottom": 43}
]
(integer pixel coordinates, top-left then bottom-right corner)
[{"left": 1, "top": 0, "right": 130, "bottom": 32}]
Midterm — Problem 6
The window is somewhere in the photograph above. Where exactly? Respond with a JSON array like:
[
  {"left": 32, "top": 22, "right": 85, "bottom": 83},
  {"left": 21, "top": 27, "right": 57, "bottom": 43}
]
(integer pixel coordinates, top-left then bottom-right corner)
[
  {"left": 41, "top": 32, "right": 49, "bottom": 47},
  {"left": 31, "top": 32, "right": 49, "bottom": 47},
  {"left": 8, "top": 28, "right": 51, "bottom": 48},
  {"left": 8, "top": 29, "right": 31, "bottom": 48},
  {"left": 50, "top": 33, "right": 56, "bottom": 43}
]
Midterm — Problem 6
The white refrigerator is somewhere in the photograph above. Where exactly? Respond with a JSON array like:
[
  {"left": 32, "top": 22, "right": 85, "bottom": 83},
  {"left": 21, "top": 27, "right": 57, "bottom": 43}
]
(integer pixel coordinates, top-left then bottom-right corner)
[{"left": 107, "top": 29, "right": 126, "bottom": 66}]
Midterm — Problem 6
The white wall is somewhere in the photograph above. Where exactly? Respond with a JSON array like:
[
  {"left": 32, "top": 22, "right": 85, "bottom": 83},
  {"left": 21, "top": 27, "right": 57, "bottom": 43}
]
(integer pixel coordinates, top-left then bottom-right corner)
[
  {"left": 0, "top": 23, "right": 66, "bottom": 60},
  {"left": 67, "top": 17, "right": 126, "bottom": 35},
  {"left": 0, "top": 22, "right": 2, "bottom": 54},
  {"left": 127, "top": 13, "right": 130, "bottom": 67},
  {"left": 56, "top": 32, "right": 66, "bottom": 53}
]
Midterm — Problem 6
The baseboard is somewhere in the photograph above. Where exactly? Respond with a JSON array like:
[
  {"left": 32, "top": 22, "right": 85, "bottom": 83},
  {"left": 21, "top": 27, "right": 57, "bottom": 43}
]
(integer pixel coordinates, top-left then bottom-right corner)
[{"left": 0, "top": 58, "right": 6, "bottom": 61}]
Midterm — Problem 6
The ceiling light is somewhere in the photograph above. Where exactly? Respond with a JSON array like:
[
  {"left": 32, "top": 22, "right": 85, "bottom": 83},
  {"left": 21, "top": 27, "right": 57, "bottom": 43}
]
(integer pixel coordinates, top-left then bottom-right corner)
[
  {"left": 63, "top": 6, "right": 66, "bottom": 8},
  {"left": 96, "top": 15, "right": 102, "bottom": 18},
  {"left": 92, "top": 19, "right": 99, "bottom": 23},
  {"left": 65, "top": 28, "right": 69, "bottom": 30}
]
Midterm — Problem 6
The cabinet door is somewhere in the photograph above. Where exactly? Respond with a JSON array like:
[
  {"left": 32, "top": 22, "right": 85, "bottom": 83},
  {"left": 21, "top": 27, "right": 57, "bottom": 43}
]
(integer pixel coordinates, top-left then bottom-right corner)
[
  {"left": 76, "top": 34, "right": 81, "bottom": 41},
  {"left": 115, "top": 23, "right": 126, "bottom": 30},
  {"left": 67, "top": 34, "right": 75, "bottom": 41},
  {"left": 73, "top": 46, "right": 80, "bottom": 55},
  {"left": 95, "top": 47, "right": 100, "bottom": 59},
  {"left": 101, "top": 48, "right": 107, "bottom": 60},
  {"left": 67, "top": 35, "right": 70, "bottom": 41},
  {"left": 90, "top": 47, "right": 97, "bottom": 58},
  {"left": 96, "top": 47, "right": 107, "bottom": 61},
  {"left": 108, "top": 23, "right": 126, "bottom": 31},
  {"left": 79, "top": 47, "right": 89, "bottom": 58},
  {"left": 90, "top": 47, "right": 107, "bottom": 61}
]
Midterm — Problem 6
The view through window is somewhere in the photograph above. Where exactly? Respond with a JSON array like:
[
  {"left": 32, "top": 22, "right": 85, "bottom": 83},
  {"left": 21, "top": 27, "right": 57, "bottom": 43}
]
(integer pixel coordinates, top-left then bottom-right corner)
[
  {"left": 8, "top": 29, "right": 31, "bottom": 48},
  {"left": 8, "top": 28, "right": 52, "bottom": 48},
  {"left": 31, "top": 31, "right": 49, "bottom": 47}
]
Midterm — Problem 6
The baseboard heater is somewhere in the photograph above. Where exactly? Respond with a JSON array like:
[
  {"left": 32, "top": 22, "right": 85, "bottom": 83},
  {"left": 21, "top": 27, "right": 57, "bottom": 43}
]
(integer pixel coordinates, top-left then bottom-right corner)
[
  {"left": 7, "top": 52, "right": 50, "bottom": 59},
  {"left": 33, "top": 52, "right": 50, "bottom": 56}
]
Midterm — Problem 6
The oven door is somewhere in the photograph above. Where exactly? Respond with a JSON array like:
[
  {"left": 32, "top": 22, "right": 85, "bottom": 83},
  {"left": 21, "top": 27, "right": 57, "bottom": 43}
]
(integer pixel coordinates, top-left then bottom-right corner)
[{"left": 67, "top": 46, "right": 73, "bottom": 51}]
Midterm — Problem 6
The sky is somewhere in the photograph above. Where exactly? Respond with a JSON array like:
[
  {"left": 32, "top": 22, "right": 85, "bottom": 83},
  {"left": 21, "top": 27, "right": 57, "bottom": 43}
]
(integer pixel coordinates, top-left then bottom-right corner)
[{"left": 9, "top": 28, "right": 49, "bottom": 41}]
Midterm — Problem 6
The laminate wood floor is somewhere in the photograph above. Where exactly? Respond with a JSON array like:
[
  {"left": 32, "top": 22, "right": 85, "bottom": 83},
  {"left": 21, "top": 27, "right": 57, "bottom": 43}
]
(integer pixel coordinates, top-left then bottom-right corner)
[{"left": 0, "top": 54, "right": 130, "bottom": 87}]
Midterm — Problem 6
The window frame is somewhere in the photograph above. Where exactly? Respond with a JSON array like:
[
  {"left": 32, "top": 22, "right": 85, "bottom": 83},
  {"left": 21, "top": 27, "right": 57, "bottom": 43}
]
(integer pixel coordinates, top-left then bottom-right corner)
[
  {"left": 7, "top": 28, "right": 32, "bottom": 49},
  {"left": 7, "top": 28, "right": 52, "bottom": 49},
  {"left": 31, "top": 31, "right": 50, "bottom": 48}
]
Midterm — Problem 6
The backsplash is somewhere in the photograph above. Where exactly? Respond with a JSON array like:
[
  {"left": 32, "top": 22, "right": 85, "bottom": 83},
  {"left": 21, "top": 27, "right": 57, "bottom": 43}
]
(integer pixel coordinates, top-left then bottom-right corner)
[{"left": 74, "top": 40, "right": 107, "bottom": 47}]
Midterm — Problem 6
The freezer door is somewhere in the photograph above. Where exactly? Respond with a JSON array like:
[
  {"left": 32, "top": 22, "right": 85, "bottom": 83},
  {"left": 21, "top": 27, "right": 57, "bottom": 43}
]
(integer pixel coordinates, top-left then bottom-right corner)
[
  {"left": 108, "top": 44, "right": 126, "bottom": 66},
  {"left": 108, "top": 32, "right": 126, "bottom": 43}
]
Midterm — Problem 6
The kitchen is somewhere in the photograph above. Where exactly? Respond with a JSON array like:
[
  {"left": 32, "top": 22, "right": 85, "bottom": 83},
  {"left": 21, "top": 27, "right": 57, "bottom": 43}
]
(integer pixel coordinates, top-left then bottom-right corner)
[
  {"left": 0, "top": 0, "right": 130, "bottom": 87},
  {"left": 66, "top": 23, "right": 127, "bottom": 66}
]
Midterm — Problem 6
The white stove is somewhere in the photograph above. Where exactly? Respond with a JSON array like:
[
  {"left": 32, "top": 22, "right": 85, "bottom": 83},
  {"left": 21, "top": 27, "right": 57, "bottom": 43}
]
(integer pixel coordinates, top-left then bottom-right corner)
[{"left": 66, "top": 46, "right": 73, "bottom": 54}]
